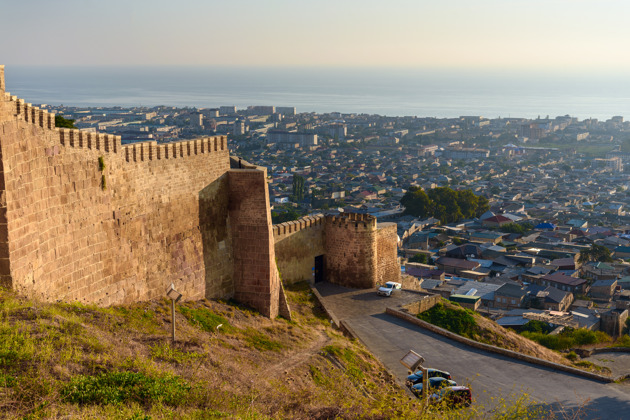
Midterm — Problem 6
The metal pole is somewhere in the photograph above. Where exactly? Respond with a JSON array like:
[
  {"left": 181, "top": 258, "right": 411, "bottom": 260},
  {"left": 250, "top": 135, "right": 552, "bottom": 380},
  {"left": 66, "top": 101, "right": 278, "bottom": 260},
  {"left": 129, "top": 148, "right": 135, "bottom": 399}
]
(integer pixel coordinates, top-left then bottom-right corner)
[
  {"left": 422, "top": 366, "right": 429, "bottom": 404},
  {"left": 171, "top": 298, "right": 176, "bottom": 344}
]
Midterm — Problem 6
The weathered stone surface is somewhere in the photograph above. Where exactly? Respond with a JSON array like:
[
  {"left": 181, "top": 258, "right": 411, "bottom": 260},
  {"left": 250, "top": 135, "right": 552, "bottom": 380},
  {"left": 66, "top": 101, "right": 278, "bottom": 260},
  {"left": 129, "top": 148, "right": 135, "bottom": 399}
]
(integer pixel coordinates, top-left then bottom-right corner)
[{"left": 0, "top": 68, "right": 288, "bottom": 318}]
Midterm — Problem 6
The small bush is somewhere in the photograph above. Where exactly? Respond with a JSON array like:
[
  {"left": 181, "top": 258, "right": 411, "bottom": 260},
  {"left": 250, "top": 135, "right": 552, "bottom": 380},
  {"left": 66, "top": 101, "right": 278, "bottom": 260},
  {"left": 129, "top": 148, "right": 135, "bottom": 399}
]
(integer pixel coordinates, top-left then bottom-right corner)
[
  {"left": 418, "top": 302, "right": 478, "bottom": 338},
  {"left": 521, "top": 320, "right": 553, "bottom": 334},
  {"left": 62, "top": 371, "right": 191, "bottom": 406},
  {"left": 98, "top": 156, "right": 106, "bottom": 172},
  {"left": 409, "top": 253, "right": 427, "bottom": 264},
  {"left": 521, "top": 327, "right": 611, "bottom": 351},
  {"left": 565, "top": 351, "right": 578, "bottom": 362},
  {"left": 613, "top": 334, "right": 630, "bottom": 347}
]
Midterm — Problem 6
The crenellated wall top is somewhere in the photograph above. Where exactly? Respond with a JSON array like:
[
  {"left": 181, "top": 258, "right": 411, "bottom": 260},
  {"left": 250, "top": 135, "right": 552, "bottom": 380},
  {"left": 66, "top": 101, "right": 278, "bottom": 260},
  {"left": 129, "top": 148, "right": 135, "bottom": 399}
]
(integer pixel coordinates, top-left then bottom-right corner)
[
  {"left": 1, "top": 65, "right": 227, "bottom": 165},
  {"left": 273, "top": 213, "right": 325, "bottom": 238},
  {"left": 325, "top": 212, "right": 377, "bottom": 230}
]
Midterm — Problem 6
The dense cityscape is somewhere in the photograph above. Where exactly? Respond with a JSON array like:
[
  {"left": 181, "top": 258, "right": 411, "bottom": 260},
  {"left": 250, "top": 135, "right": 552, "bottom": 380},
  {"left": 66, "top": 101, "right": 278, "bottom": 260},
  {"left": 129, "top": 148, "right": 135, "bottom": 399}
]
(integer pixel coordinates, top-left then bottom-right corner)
[
  {"left": 5, "top": 0, "right": 630, "bottom": 417},
  {"left": 46, "top": 102, "right": 630, "bottom": 337}
]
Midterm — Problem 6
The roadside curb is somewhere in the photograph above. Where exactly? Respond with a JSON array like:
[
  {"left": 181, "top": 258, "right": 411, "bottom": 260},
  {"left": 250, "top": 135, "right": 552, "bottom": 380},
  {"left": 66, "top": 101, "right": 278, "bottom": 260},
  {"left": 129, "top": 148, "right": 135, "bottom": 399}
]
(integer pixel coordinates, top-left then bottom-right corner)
[
  {"left": 590, "top": 347, "right": 630, "bottom": 355},
  {"left": 310, "top": 286, "right": 342, "bottom": 329},
  {"left": 385, "top": 307, "right": 618, "bottom": 384},
  {"left": 310, "top": 285, "right": 373, "bottom": 341}
]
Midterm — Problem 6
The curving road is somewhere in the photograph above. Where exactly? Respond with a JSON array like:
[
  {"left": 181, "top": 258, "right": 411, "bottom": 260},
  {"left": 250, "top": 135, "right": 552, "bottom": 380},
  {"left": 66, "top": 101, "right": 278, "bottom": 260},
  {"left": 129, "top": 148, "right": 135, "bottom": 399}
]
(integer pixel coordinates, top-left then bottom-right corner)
[{"left": 315, "top": 283, "right": 630, "bottom": 419}]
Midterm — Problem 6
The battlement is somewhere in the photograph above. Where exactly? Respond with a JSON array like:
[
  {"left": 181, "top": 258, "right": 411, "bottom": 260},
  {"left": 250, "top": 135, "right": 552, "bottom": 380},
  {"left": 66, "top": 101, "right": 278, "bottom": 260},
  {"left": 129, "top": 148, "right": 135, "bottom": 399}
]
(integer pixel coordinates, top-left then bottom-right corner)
[
  {"left": 58, "top": 128, "right": 120, "bottom": 153},
  {"left": 325, "top": 212, "right": 377, "bottom": 230},
  {"left": 0, "top": 65, "right": 289, "bottom": 319},
  {"left": 122, "top": 136, "right": 227, "bottom": 162},
  {"left": 4, "top": 93, "right": 56, "bottom": 130},
  {"left": 273, "top": 213, "right": 325, "bottom": 238}
]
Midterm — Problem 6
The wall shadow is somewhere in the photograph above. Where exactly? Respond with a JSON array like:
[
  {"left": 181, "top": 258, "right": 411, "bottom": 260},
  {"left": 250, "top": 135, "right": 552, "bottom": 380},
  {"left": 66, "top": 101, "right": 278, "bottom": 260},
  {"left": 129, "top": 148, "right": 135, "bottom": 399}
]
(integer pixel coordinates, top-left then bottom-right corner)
[{"left": 198, "top": 174, "right": 234, "bottom": 299}]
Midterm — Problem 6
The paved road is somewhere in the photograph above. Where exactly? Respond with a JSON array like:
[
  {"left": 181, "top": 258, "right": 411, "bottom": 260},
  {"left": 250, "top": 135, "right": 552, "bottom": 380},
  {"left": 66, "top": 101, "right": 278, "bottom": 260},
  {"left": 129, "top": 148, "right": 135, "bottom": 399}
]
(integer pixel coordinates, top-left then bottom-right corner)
[{"left": 315, "top": 283, "right": 630, "bottom": 419}]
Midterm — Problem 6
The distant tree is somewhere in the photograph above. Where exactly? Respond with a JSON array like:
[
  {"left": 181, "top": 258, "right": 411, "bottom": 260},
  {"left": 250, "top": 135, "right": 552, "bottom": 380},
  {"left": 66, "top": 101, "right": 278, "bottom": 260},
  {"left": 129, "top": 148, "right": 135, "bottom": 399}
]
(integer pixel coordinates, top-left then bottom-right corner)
[
  {"left": 501, "top": 222, "right": 533, "bottom": 235},
  {"left": 291, "top": 174, "right": 305, "bottom": 202},
  {"left": 400, "top": 186, "right": 433, "bottom": 218},
  {"left": 272, "top": 208, "right": 302, "bottom": 224},
  {"left": 55, "top": 115, "right": 76, "bottom": 129},
  {"left": 455, "top": 189, "right": 480, "bottom": 219},
  {"left": 409, "top": 253, "right": 428, "bottom": 264},
  {"left": 521, "top": 320, "right": 553, "bottom": 334},
  {"left": 428, "top": 187, "right": 463, "bottom": 224},
  {"left": 400, "top": 186, "right": 487, "bottom": 224},
  {"left": 476, "top": 195, "right": 490, "bottom": 217},
  {"left": 578, "top": 244, "right": 613, "bottom": 263}
]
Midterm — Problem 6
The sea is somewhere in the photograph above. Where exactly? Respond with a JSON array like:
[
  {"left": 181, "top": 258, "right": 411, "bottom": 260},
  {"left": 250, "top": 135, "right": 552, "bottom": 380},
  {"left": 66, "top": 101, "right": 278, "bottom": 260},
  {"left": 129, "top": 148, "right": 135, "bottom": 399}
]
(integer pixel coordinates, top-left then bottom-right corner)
[{"left": 4, "top": 66, "right": 630, "bottom": 120}]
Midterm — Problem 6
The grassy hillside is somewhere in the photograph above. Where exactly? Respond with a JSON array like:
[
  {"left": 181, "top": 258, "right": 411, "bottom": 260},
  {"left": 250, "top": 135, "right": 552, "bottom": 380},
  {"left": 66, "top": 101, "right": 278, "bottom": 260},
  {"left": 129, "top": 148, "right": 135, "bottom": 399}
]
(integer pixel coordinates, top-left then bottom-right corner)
[
  {"left": 0, "top": 283, "right": 582, "bottom": 419},
  {"left": 0, "top": 282, "right": 434, "bottom": 419}
]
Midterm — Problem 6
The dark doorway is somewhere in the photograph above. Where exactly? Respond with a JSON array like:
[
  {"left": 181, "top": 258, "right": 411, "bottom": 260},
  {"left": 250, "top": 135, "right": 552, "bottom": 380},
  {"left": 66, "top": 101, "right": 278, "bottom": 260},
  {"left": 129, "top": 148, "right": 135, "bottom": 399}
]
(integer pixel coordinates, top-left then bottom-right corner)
[{"left": 314, "top": 255, "right": 324, "bottom": 283}]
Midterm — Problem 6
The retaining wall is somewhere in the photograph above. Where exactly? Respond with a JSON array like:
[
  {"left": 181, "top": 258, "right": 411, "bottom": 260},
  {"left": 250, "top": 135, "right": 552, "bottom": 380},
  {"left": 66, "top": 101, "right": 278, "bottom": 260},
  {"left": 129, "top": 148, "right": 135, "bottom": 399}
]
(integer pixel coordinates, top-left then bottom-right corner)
[{"left": 386, "top": 307, "right": 616, "bottom": 383}]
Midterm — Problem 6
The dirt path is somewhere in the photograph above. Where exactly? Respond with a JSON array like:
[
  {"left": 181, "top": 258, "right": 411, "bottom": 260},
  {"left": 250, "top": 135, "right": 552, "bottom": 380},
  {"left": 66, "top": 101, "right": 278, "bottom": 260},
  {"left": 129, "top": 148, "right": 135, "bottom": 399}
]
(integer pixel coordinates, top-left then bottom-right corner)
[{"left": 264, "top": 330, "right": 332, "bottom": 380}]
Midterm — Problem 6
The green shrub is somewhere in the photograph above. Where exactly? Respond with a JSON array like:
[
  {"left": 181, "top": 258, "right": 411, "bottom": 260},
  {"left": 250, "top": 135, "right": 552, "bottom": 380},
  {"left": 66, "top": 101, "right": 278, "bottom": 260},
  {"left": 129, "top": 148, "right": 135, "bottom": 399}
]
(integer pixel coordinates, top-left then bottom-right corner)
[
  {"left": 98, "top": 156, "right": 106, "bottom": 172},
  {"left": 521, "top": 327, "right": 610, "bottom": 351},
  {"left": 613, "top": 334, "right": 630, "bottom": 347},
  {"left": 409, "top": 253, "right": 427, "bottom": 264},
  {"left": 521, "top": 320, "right": 553, "bottom": 334},
  {"left": 178, "top": 305, "right": 234, "bottom": 333},
  {"left": 62, "top": 371, "right": 191, "bottom": 406},
  {"left": 417, "top": 302, "right": 478, "bottom": 338},
  {"left": 55, "top": 115, "right": 76, "bottom": 129},
  {"left": 565, "top": 351, "right": 578, "bottom": 362}
]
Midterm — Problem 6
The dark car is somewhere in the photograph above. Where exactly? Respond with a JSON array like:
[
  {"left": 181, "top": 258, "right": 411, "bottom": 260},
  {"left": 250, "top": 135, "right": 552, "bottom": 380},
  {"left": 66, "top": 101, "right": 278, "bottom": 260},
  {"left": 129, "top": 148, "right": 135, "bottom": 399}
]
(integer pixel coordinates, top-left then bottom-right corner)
[
  {"left": 406, "top": 368, "right": 451, "bottom": 387},
  {"left": 411, "top": 377, "right": 457, "bottom": 397},
  {"left": 429, "top": 386, "right": 472, "bottom": 408}
]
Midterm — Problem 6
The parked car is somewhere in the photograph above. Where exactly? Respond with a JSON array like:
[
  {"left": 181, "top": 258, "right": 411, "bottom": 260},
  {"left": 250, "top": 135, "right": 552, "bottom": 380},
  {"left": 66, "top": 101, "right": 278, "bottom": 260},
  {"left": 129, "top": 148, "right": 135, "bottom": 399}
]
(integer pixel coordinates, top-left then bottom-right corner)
[
  {"left": 410, "top": 377, "right": 457, "bottom": 397},
  {"left": 406, "top": 368, "right": 451, "bottom": 387},
  {"left": 429, "top": 386, "right": 472, "bottom": 408},
  {"left": 376, "top": 281, "right": 402, "bottom": 296}
]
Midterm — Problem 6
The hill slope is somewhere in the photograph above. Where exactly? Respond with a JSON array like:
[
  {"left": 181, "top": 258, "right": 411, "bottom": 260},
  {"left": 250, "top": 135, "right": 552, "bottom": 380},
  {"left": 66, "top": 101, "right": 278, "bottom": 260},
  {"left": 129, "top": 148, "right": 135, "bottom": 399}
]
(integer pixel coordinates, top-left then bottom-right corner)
[{"left": 1, "top": 283, "right": 430, "bottom": 419}]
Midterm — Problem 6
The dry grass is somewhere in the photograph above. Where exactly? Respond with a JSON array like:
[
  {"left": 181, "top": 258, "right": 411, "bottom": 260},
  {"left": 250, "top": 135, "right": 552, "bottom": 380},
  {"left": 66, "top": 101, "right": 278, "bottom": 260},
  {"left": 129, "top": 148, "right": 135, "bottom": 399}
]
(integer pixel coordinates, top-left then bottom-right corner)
[
  {"left": 0, "top": 284, "right": 589, "bottom": 419},
  {"left": 0, "top": 283, "right": 424, "bottom": 419}
]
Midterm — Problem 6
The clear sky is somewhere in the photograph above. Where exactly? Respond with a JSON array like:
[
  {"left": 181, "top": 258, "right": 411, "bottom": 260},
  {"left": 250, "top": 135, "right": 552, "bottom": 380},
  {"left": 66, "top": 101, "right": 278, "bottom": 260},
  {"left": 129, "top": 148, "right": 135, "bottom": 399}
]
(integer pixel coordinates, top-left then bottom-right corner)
[{"left": 2, "top": 0, "right": 630, "bottom": 71}]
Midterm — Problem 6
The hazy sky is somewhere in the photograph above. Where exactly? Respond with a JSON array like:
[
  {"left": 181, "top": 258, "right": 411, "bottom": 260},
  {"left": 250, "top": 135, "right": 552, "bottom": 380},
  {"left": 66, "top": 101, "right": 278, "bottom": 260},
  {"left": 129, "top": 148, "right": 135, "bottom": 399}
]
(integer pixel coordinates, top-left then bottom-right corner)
[{"left": 2, "top": 0, "right": 630, "bottom": 70}]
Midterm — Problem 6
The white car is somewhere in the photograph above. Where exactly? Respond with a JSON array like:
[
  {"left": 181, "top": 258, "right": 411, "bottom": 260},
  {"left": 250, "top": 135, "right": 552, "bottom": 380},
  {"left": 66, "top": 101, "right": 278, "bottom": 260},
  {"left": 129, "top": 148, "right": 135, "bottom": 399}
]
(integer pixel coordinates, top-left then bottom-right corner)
[{"left": 376, "top": 281, "right": 402, "bottom": 297}]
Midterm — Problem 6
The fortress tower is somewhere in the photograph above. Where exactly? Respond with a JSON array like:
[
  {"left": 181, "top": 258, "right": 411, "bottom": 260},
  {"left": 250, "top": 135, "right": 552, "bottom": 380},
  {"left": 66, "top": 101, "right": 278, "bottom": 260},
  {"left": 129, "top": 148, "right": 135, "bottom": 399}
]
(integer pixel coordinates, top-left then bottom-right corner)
[{"left": 273, "top": 212, "right": 400, "bottom": 288}]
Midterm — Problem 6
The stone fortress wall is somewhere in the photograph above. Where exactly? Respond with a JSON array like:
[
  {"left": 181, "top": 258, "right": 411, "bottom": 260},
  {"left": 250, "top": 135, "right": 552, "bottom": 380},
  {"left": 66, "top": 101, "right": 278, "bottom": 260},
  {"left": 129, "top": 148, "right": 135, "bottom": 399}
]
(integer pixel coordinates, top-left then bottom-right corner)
[
  {"left": 0, "top": 65, "right": 399, "bottom": 318},
  {"left": 0, "top": 65, "right": 288, "bottom": 318}
]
